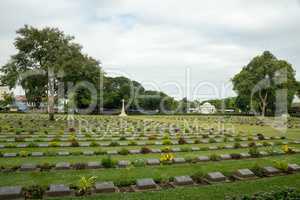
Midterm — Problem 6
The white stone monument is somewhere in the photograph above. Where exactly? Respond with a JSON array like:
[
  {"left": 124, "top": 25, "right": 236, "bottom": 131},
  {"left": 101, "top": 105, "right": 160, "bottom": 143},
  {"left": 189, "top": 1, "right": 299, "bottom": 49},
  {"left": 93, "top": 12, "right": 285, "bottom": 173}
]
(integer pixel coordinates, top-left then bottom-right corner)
[{"left": 119, "top": 99, "right": 127, "bottom": 117}]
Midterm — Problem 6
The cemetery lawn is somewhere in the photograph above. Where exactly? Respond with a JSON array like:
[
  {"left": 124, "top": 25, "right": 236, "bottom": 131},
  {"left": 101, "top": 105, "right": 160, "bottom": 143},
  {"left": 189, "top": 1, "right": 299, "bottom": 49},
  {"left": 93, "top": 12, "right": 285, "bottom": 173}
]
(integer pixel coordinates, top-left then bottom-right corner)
[
  {"left": 0, "top": 114, "right": 300, "bottom": 199},
  {"left": 0, "top": 153, "right": 299, "bottom": 186},
  {"left": 47, "top": 173, "right": 300, "bottom": 200}
]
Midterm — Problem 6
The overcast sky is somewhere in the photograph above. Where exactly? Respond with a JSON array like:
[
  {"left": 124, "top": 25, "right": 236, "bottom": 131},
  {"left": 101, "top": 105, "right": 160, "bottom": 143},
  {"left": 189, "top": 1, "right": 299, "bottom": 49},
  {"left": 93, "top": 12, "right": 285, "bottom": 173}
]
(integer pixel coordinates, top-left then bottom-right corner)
[{"left": 1, "top": 0, "right": 300, "bottom": 100}]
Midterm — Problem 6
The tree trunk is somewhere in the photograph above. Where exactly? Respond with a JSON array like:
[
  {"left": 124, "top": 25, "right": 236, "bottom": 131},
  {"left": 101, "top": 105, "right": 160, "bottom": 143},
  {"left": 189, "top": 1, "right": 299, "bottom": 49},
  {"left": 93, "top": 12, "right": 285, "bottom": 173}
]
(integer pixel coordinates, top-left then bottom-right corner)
[
  {"left": 261, "top": 101, "right": 267, "bottom": 117},
  {"left": 48, "top": 67, "right": 55, "bottom": 121},
  {"left": 259, "top": 91, "right": 268, "bottom": 117}
]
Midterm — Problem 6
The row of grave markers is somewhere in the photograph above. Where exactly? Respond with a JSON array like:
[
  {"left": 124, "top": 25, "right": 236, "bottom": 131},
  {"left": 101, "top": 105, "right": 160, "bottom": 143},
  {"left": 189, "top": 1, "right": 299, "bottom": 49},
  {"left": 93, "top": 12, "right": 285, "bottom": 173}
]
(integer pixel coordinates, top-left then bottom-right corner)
[{"left": 1, "top": 163, "right": 299, "bottom": 199}]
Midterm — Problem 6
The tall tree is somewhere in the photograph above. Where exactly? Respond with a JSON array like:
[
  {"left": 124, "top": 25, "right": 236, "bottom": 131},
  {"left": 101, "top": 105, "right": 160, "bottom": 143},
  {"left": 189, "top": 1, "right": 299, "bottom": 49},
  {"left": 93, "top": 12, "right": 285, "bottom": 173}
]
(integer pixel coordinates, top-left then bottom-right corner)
[
  {"left": 1, "top": 25, "right": 103, "bottom": 120},
  {"left": 232, "top": 51, "right": 297, "bottom": 116}
]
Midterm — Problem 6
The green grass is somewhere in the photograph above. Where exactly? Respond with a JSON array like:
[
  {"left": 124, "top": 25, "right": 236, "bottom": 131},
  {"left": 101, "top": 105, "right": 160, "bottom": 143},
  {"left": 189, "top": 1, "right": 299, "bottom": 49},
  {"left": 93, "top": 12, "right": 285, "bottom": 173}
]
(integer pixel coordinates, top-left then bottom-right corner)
[
  {"left": 47, "top": 173, "right": 300, "bottom": 200},
  {"left": 1, "top": 114, "right": 300, "bottom": 200},
  {"left": 0, "top": 153, "right": 299, "bottom": 187},
  {"left": 1, "top": 144, "right": 299, "bottom": 166}
]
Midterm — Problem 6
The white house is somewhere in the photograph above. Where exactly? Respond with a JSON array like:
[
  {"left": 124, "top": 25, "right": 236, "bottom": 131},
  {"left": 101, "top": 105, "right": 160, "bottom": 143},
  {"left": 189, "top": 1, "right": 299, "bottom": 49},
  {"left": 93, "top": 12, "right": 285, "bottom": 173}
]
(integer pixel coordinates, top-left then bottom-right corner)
[{"left": 199, "top": 102, "right": 216, "bottom": 114}]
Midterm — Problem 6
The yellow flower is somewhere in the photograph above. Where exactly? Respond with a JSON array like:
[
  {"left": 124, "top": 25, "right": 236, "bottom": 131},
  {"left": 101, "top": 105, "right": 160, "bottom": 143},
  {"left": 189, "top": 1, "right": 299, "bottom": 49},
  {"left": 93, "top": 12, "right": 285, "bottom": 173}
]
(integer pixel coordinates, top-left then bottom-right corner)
[{"left": 282, "top": 144, "right": 289, "bottom": 153}]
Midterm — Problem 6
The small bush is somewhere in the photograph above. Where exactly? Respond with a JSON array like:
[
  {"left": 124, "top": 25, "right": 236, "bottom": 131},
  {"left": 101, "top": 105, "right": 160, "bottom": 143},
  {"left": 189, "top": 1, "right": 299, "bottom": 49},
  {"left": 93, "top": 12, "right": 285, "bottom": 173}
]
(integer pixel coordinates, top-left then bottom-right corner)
[
  {"left": 70, "top": 139, "right": 79, "bottom": 147},
  {"left": 90, "top": 141, "right": 99, "bottom": 147},
  {"left": 140, "top": 146, "right": 151, "bottom": 154},
  {"left": 230, "top": 153, "right": 242, "bottom": 159},
  {"left": 119, "top": 136, "right": 126, "bottom": 141},
  {"left": 101, "top": 156, "right": 116, "bottom": 168},
  {"left": 132, "top": 159, "right": 146, "bottom": 167},
  {"left": 162, "top": 146, "right": 171, "bottom": 153},
  {"left": 119, "top": 148, "right": 129, "bottom": 155},
  {"left": 49, "top": 141, "right": 59, "bottom": 147},
  {"left": 94, "top": 149, "right": 105, "bottom": 155},
  {"left": 210, "top": 153, "right": 221, "bottom": 161},
  {"left": 257, "top": 133, "right": 265, "bottom": 140},
  {"left": 178, "top": 137, "right": 187, "bottom": 145},
  {"left": 77, "top": 176, "right": 97, "bottom": 196},
  {"left": 73, "top": 163, "right": 86, "bottom": 170},
  {"left": 19, "top": 151, "right": 29, "bottom": 157},
  {"left": 109, "top": 141, "right": 120, "bottom": 147},
  {"left": 273, "top": 160, "right": 289, "bottom": 172},
  {"left": 71, "top": 151, "right": 82, "bottom": 156},
  {"left": 200, "top": 147, "right": 209, "bottom": 151},
  {"left": 263, "top": 141, "right": 271, "bottom": 147},
  {"left": 251, "top": 163, "right": 265, "bottom": 177},
  {"left": 148, "top": 135, "right": 157, "bottom": 140},
  {"left": 191, "top": 171, "right": 205, "bottom": 183},
  {"left": 39, "top": 163, "right": 52, "bottom": 171},
  {"left": 249, "top": 146, "right": 260, "bottom": 158},
  {"left": 129, "top": 141, "right": 137, "bottom": 146},
  {"left": 234, "top": 142, "right": 241, "bottom": 148},
  {"left": 209, "top": 138, "right": 216, "bottom": 143},
  {"left": 24, "top": 185, "right": 45, "bottom": 199},
  {"left": 28, "top": 142, "right": 38, "bottom": 148},
  {"left": 162, "top": 139, "right": 172, "bottom": 145},
  {"left": 228, "top": 187, "right": 300, "bottom": 200}
]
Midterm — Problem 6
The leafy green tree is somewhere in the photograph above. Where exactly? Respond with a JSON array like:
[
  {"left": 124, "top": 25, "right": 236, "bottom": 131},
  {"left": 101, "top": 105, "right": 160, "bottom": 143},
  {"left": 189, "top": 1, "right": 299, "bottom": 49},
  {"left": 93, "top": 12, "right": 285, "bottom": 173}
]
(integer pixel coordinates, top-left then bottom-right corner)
[
  {"left": 0, "top": 25, "right": 103, "bottom": 120},
  {"left": 232, "top": 51, "right": 297, "bottom": 116}
]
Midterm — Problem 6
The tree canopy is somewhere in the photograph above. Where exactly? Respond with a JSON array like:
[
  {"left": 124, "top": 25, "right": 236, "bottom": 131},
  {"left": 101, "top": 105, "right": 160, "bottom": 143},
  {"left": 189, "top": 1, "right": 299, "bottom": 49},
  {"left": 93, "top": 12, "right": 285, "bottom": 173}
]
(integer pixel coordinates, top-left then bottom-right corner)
[
  {"left": 0, "top": 25, "right": 179, "bottom": 117},
  {"left": 232, "top": 51, "right": 297, "bottom": 116}
]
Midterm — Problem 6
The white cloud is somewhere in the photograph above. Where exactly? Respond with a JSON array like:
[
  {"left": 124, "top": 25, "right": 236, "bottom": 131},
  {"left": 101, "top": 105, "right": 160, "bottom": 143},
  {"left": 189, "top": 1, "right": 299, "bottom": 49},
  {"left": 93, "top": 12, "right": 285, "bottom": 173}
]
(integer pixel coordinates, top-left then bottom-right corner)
[{"left": 0, "top": 0, "right": 300, "bottom": 100}]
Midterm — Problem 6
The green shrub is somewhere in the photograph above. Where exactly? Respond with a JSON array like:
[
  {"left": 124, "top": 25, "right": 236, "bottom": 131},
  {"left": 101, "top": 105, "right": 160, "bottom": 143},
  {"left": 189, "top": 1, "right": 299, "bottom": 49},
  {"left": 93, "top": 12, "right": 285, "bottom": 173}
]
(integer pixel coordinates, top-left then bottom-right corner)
[
  {"left": 191, "top": 171, "right": 205, "bottom": 183},
  {"left": 230, "top": 153, "right": 242, "bottom": 159},
  {"left": 45, "top": 151, "right": 56, "bottom": 156},
  {"left": 6, "top": 143, "right": 16, "bottom": 148},
  {"left": 228, "top": 187, "right": 300, "bottom": 200},
  {"left": 90, "top": 141, "right": 99, "bottom": 147},
  {"left": 24, "top": 185, "right": 45, "bottom": 199},
  {"left": 263, "top": 141, "right": 271, "bottom": 147},
  {"left": 249, "top": 146, "right": 260, "bottom": 157},
  {"left": 77, "top": 176, "right": 97, "bottom": 196},
  {"left": 251, "top": 163, "right": 265, "bottom": 177},
  {"left": 178, "top": 137, "right": 187, "bottom": 144},
  {"left": 101, "top": 156, "right": 116, "bottom": 168},
  {"left": 234, "top": 142, "right": 241, "bottom": 148},
  {"left": 70, "top": 139, "right": 79, "bottom": 147},
  {"left": 28, "top": 142, "right": 37, "bottom": 147},
  {"left": 49, "top": 141, "right": 59, "bottom": 147},
  {"left": 132, "top": 159, "right": 146, "bottom": 167},
  {"left": 129, "top": 141, "right": 137, "bottom": 146},
  {"left": 200, "top": 147, "right": 209, "bottom": 151},
  {"left": 119, "top": 148, "right": 129, "bottom": 155},
  {"left": 119, "top": 136, "right": 126, "bottom": 141},
  {"left": 140, "top": 146, "right": 151, "bottom": 154},
  {"left": 273, "top": 160, "right": 289, "bottom": 172},
  {"left": 72, "top": 151, "right": 82, "bottom": 156},
  {"left": 95, "top": 149, "right": 105, "bottom": 155},
  {"left": 209, "top": 138, "right": 216, "bottom": 143},
  {"left": 209, "top": 153, "right": 220, "bottom": 161},
  {"left": 39, "top": 163, "right": 52, "bottom": 171},
  {"left": 73, "top": 163, "right": 86, "bottom": 170},
  {"left": 19, "top": 151, "right": 29, "bottom": 157},
  {"left": 162, "top": 139, "right": 171, "bottom": 145},
  {"left": 109, "top": 141, "right": 119, "bottom": 147}
]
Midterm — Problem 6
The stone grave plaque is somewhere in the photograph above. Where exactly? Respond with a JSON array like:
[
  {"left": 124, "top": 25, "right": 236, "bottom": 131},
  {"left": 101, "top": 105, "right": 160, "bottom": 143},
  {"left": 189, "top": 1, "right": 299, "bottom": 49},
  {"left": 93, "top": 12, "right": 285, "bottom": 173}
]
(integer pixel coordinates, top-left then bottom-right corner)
[
  {"left": 94, "top": 182, "right": 117, "bottom": 193},
  {"left": 146, "top": 159, "right": 160, "bottom": 166},
  {"left": 207, "top": 172, "right": 227, "bottom": 182},
  {"left": 0, "top": 186, "right": 22, "bottom": 200},
  {"left": 174, "top": 176, "right": 194, "bottom": 186},
  {"left": 46, "top": 184, "right": 71, "bottom": 197},
  {"left": 136, "top": 178, "right": 157, "bottom": 190}
]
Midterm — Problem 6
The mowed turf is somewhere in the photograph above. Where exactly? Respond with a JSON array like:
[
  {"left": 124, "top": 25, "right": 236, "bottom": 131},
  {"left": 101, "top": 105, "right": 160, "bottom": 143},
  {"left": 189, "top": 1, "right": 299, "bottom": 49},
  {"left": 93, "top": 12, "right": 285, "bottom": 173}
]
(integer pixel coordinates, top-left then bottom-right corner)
[
  {"left": 0, "top": 114, "right": 300, "bottom": 199},
  {"left": 47, "top": 173, "right": 300, "bottom": 200}
]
